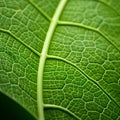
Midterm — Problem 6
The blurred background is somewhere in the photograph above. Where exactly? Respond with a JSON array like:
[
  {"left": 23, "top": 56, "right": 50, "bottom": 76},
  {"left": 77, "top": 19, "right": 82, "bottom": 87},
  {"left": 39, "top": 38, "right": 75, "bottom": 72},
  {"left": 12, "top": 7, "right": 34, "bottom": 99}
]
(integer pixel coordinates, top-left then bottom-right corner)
[{"left": 0, "top": 92, "right": 35, "bottom": 120}]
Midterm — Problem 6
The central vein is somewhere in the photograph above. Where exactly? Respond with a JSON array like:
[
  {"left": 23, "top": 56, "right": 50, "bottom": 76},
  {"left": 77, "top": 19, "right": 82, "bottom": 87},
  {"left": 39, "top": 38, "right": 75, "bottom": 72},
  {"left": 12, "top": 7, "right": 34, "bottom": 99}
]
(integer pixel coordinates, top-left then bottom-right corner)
[{"left": 37, "top": 0, "right": 67, "bottom": 120}]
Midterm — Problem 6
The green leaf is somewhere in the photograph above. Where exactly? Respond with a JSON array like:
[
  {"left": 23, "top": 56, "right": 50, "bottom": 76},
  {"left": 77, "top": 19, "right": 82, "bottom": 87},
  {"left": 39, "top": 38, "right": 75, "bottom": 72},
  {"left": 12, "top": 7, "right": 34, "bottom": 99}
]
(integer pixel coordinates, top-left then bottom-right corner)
[{"left": 0, "top": 0, "right": 120, "bottom": 120}]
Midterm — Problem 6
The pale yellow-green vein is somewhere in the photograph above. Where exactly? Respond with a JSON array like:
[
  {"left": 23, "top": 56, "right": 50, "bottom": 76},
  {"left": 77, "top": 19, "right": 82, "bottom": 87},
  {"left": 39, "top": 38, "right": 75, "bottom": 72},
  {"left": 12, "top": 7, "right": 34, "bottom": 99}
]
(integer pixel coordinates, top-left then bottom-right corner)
[
  {"left": 0, "top": 28, "right": 40, "bottom": 56},
  {"left": 37, "top": 0, "right": 68, "bottom": 120},
  {"left": 44, "top": 104, "right": 81, "bottom": 120},
  {"left": 47, "top": 54, "right": 120, "bottom": 108},
  {"left": 58, "top": 21, "right": 120, "bottom": 52}
]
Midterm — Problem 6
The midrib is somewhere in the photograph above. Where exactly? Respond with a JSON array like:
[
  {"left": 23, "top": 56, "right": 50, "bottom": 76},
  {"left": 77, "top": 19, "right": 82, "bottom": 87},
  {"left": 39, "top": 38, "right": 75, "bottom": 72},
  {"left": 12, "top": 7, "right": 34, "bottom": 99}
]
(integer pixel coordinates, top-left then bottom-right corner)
[{"left": 37, "top": 0, "right": 67, "bottom": 120}]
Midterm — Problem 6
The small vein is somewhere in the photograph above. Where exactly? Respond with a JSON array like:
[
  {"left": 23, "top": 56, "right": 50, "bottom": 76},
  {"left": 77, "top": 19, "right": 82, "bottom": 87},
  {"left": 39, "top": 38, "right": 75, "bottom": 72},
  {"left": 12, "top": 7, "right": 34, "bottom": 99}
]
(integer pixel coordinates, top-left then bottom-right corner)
[
  {"left": 98, "top": 0, "right": 120, "bottom": 16},
  {"left": 28, "top": 0, "right": 51, "bottom": 21},
  {"left": 47, "top": 55, "right": 120, "bottom": 108},
  {"left": 44, "top": 104, "right": 81, "bottom": 120},
  {"left": 0, "top": 28, "right": 40, "bottom": 57},
  {"left": 13, "top": 84, "right": 37, "bottom": 102},
  {"left": 58, "top": 21, "right": 120, "bottom": 52}
]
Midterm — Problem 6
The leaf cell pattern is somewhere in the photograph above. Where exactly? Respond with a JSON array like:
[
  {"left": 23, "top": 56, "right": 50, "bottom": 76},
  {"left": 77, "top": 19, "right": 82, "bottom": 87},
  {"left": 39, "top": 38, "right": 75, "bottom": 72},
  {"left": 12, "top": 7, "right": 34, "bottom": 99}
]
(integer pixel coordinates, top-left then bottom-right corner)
[{"left": 0, "top": 0, "right": 120, "bottom": 120}]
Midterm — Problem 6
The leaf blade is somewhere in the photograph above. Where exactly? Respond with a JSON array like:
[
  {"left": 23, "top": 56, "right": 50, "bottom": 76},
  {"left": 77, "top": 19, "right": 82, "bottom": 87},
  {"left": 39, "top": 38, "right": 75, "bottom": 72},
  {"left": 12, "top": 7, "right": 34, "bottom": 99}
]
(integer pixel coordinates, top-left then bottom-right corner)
[{"left": 0, "top": 0, "right": 120, "bottom": 120}]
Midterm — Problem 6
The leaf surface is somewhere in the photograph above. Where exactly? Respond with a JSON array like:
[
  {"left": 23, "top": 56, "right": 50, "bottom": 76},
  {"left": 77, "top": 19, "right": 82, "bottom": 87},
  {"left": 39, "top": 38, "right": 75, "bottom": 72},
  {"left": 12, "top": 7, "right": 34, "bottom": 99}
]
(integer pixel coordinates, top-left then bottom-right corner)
[{"left": 0, "top": 0, "right": 120, "bottom": 120}]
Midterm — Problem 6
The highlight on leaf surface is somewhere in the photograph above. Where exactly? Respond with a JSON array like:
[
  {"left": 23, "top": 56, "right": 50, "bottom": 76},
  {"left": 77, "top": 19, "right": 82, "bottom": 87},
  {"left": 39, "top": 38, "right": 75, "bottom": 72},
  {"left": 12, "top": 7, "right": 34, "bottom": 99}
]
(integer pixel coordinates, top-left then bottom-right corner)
[{"left": 0, "top": 0, "right": 120, "bottom": 120}]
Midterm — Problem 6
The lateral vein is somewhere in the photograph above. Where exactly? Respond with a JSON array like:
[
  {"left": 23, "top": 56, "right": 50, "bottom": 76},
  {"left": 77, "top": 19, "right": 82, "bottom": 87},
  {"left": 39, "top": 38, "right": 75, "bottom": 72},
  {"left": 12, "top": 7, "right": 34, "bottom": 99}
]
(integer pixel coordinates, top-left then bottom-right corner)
[
  {"left": 0, "top": 28, "right": 40, "bottom": 56},
  {"left": 44, "top": 104, "right": 81, "bottom": 120},
  {"left": 47, "top": 55, "right": 120, "bottom": 108},
  {"left": 58, "top": 21, "right": 120, "bottom": 52},
  {"left": 28, "top": 0, "right": 51, "bottom": 21}
]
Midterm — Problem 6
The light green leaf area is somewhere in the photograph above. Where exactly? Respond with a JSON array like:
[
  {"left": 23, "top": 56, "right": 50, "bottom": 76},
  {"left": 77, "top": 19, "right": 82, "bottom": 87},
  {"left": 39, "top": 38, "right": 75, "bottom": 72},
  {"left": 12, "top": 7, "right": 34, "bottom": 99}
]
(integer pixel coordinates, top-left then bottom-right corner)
[{"left": 0, "top": 0, "right": 120, "bottom": 120}]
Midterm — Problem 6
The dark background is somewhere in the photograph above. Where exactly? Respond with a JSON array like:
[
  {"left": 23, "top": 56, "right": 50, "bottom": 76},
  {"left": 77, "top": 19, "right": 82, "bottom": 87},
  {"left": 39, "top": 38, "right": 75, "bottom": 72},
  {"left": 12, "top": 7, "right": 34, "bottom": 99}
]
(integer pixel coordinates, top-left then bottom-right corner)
[{"left": 0, "top": 92, "right": 35, "bottom": 120}]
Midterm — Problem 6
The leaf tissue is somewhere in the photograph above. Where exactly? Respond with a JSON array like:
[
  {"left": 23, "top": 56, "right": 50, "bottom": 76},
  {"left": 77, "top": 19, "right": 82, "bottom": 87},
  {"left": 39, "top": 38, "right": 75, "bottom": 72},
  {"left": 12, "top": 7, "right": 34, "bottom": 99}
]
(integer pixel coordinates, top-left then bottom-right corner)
[{"left": 0, "top": 0, "right": 120, "bottom": 120}]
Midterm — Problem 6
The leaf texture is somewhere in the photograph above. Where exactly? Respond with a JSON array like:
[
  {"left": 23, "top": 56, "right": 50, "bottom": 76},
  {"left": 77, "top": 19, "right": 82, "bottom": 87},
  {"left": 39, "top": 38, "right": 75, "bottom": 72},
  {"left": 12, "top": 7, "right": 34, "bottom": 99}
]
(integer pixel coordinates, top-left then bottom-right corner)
[{"left": 0, "top": 0, "right": 120, "bottom": 120}]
